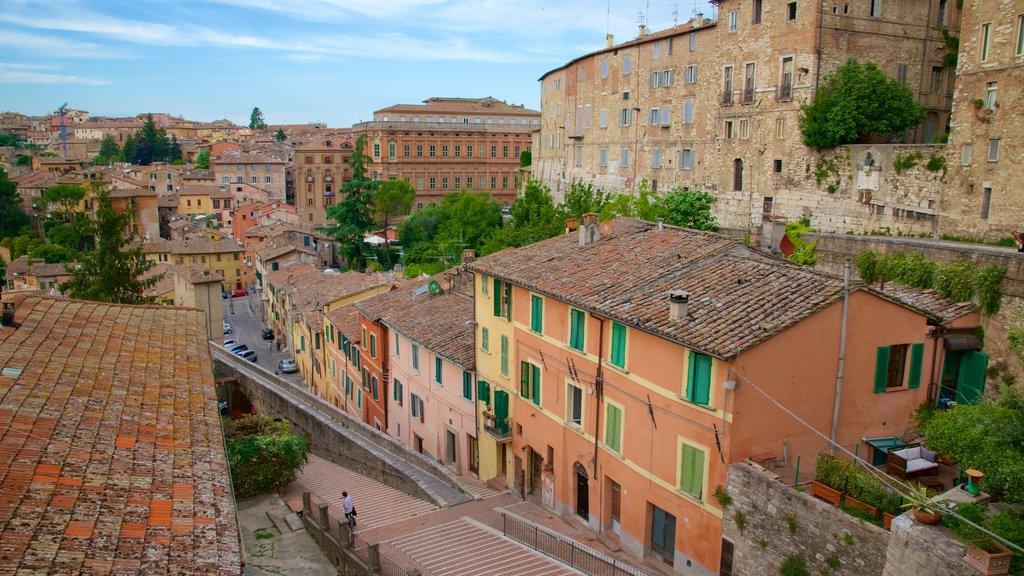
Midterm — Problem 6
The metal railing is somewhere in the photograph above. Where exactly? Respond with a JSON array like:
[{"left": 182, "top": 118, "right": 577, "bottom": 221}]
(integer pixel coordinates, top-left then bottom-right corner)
[{"left": 501, "top": 512, "right": 654, "bottom": 576}]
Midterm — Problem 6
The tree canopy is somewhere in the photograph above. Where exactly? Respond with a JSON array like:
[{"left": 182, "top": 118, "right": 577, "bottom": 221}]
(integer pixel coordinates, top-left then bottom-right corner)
[
  {"left": 93, "top": 134, "right": 120, "bottom": 165},
  {"left": 59, "top": 189, "right": 158, "bottom": 303},
  {"left": 194, "top": 148, "right": 210, "bottom": 169},
  {"left": 223, "top": 415, "right": 309, "bottom": 498},
  {"left": 0, "top": 167, "right": 30, "bottom": 238},
  {"left": 44, "top": 183, "right": 86, "bottom": 221},
  {"left": 324, "top": 133, "right": 378, "bottom": 271},
  {"left": 799, "top": 59, "right": 925, "bottom": 149},
  {"left": 249, "top": 107, "right": 267, "bottom": 130},
  {"left": 118, "top": 115, "right": 181, "bottom": 165},
  {"left": 370, "top": 179, "right": 415, "bottom": 229},
  {"left": 274, "top": 128, "right": 286, "bottom": 142}
]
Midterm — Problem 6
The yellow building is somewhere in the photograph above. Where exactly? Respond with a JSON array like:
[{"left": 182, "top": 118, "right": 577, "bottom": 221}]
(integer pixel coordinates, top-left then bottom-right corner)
[
  {"left": 141, "top": 237, "right": 245, "bottom": 291},
  {"left": 473, "top": 269, "right": 516, "bottom": 483},
  {"left": 178, "top": 184, "right": 218, "bottom": 217}
]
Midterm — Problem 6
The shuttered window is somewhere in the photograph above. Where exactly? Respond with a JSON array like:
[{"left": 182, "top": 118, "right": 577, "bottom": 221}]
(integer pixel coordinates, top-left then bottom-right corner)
[
  {"left": 679, "top": 443, "right": 705, "bottom": 499},
  {"left": 493, "top": 390, "right": 510, "bottom": 434},
  {"left": 412, "top": 343, "right": 419, "bottom": 370},
  {"left": 393, "top": 378, "right": 403, "bottom": 405},
  {"left": 492, "top": 279, "right": 512, "bottom": 320},
  {"left": 477, "top": 380, "right": 491, "bottom": 405},
  {"left": 874, "top": 343, "right": 924, "bottom": 391},
  {"left": 530, "top": 295, "right": 544, "bottom": 333},
  {"left": 462, "top": 371, "right": 472, "bottom": 400},
  {"left": 610, "top": 322, "right": 627, "bottom": 368},
  {"left": 908, "top": 343, "right": 924, "bottom": 389},
  {"left": 569, "top": 309, "right": 586, "bottom": 351},
  {"left": 500, "top": 335, "right": 509, "bottom": 376},
  {"left": 605, "top": 403, "right": 623, "bottom": 453},
  {"left": 435, "top": 357, "right": 443, "bottom": 384},
  {"left": 686, "top": 352, "right": 713, "bottom": 406},
  {"left": 369, "top": 334, "right": 376, "bottom": 358},
  {"left": 520, "top": 361, "right": 541, "bottom": 405}
]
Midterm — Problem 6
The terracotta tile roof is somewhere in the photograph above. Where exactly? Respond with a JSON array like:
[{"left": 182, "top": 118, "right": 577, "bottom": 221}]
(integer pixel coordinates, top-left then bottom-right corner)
[
  {"left": 469, "top": 218, "right": 940, "bottom": 358},
  {"left": 179, "top": 184, "right": 221, "bottom": 197},
  {"left": 256, "top": 244, "right": 298, "bottom": 261},
  {"left": 6, "top": 256, "right": 69, "bottom": 278},
  {"left": 362, "top": 272, "right": 476, "bottom": 370},
  {"left": 376, "top": 97, "right": 539, "bottom": 116},
  {"left": 324, "top": 304, "right": 362, "bottom": 343},
  {"left": 266, "top": 264, "right": 392, "bottom": 329},
  {"left": 109, "top": 187, "right": 157, "bottom": 198},
  {"left": 142, "top": 237, "right": 243, "bottom": 255},
  {"left": 142, "top": 263, "right": 175, "bottom": 297},
  {"left": 183, "top": 169, "right": 214, "bottom": 180},
  {"left": 870, "top": 283, "right": 977, "bottom": 324},
  {"left": 0, "top": 297, "right": 242, "bottom": 574},
  {"left": 171, "top": 263, "right": 225, "bottom": 284}
]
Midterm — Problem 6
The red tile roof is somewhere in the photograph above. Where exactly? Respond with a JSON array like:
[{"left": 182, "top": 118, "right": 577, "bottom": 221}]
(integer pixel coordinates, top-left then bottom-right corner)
[{"left": 0, "top": 297, "right": 241, "bottom": 574}]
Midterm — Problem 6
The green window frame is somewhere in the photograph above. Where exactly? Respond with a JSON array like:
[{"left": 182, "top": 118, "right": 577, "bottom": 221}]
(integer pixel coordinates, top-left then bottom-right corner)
[
  {"left": 371, "top": 376, "right": 379, "bottom": 400},
  {"left": 435, "top": 356, "right": 443, "bottom": 384},
  {"left": 500, "top": 335, "right": 509, "bottom": 376},
  {"left": 393, "top": 378, "right": 403, "bottom": 405},
  {"left": 530, "top": 294, "right": 544, "bottom": 333},
  {"left": 481, "top": 326, "right": 490, "bottom": 352},
  {"left": 519, "top": 361, "right": 541, "bottom": 405},
  {"left": 605, "top": 403, "right": 623, "bottom": 453},
  {"left": 369, "top": 334, "right": 376, "bottom": 358},
  {"left": 481, "top": 274, "right": 489, "bottom": 296},
  {"left": 873, "top": 343, "right": 924, "bottom": 392},
  {"left": 394, "top": 333, "right": 400, "bottom": 357},
  {"left": 610, "top": 322, "right": 627, "bottom": 368},
  {"left": 462, "top": 371, "right": 472, "bottom": 400},
  {"left": 569, "top": 308, "right": 586, "bottom": 351},
  {"left": 412, "top": 343, "right": 419, "bottom": 370},
  {"left": 685, "top": 352, "right": 713, "bottom": 406},
  {"left": 493, "top": 279, "right": 512, "bottom": 320},
  {"left": 679, "top": 442, "right": 705, "bottom": 500},
  {"left": 357, "top": 388, "right": 362, "bottom": 409},
  {"left": 300, "top": 335, "right": 306, "bottom": 351},
  {"left": 477, "top": 379, "right": 491, "bottom": 406}
]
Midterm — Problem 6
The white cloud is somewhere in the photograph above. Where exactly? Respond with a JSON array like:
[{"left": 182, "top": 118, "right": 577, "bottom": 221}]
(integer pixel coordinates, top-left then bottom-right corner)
[
  {"left": 0, "top": 62, "right": 108, "bottom": 85},
  {"left": 0, "top": 28, "right": 134, "bottom": 59}
]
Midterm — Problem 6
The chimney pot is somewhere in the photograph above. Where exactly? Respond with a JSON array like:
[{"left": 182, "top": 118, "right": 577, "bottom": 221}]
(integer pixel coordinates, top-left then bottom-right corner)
[
  {"left": 578, "top": 213, "right": 602, "bottom": 246},
  {"left": 462, "top": 249, "right": 476, "bottom": 263},
  {"left": 669, "top": 290, "right": 690, "bottom": 320},
  {"left": 606, "top": 33, "right": 615, "bottom": 48}
]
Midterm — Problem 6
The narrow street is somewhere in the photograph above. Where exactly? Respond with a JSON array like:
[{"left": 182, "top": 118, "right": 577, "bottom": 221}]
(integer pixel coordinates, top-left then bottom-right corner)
[{"left": 221, "top": 292, "right": 301, "bottom": 384}]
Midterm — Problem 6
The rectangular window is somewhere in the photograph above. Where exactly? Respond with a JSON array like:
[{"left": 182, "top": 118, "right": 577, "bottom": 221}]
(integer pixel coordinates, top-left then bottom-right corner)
[
  {"left": 599, "top": 147, "right": 607, "bottom": 167},
  {"left": 680, "top": 149, "right": 695, "bottom": 170},
  {"left": 684, "top": 65, "right": 698, "bottom": 84},
  {"left": 873, "top": 343, "right": 924, "bottom": 391},
  {"left": 753, "top": 0, "right": 763, "bottom": 23},
  {"left": 722, "top": 65, "right": 733, "bottom": 104},
  {"left": 618, "top": 108, "right": 632, "bottom": 126},
  {"left": 527, "top": 294, "right": 544, "bottom": 333},
  {"left": 435, "top": 356, "right": 443, "bottom": 384},
  {"left": 610, "top": 322, "right": 627, "bottom": 369},
  {"left": 986, "top": 81, "right": 998, "bottom": 109},
  {"left": 412, "top": 343, "right": 419, "bottom": 370},
  {"left": 688, "top": 32, "right": 696, "bottom": 52},
  {"left": 411, "top": 393, "right": 423, "bottom": 422},
  {"left": 373, "top": 143, "right": 380, "bottom": 157},
  {"left": 568, "top": 383, "right": 583, "bottom": 426},
  {"left": 930, "top": 67, "right": 943, "bottom": 94},
  {"left": 403, "top": 145, "right": 410, "bottom": 157},
  {"left": 871, "top": 0, "right": 881, "bottom": 17},
  {"left": 961, "top": 144, "right": 972, "bottom": 166},
  {"left": 724, "top": 120, "right": 734, "bottom": 139},
  {"left": 605, "top": 403, "right": 623, "bottom": 453},
  {"left": 743, "top": 62, "right": 756, "bottom": 103},
  {"left": 988, "top": 139, "right": 1001, "bottom": 162},
  {"left": 481, "top": 326, "right": 490, "bottom": 352},
  {"left": 1017, "top": 14, "right": 1024, "bottom": 56},
  {"left": 896, "top": 63, "right": 908, "bottom": 84},
  {"left": 477, "top": 379, "right": 491, "bottom": 406},
  {"left": 416, "top": 145, "right": 423, "bottom": 157},
  {"left": 462, "top": 371, "right": 472, "bottom": 400},
  {"left": 774, "top": 159, "right": 783, "bottom": 173},
  {"left": 684, "top": 101, "right": 694, "bottom": 124},
  {"left": 786, "top": 1, "right": 797, "bottom": 20},
  {"left": 776, "top": 118, "right": 786, "bottom": 139},
  {"left": 601, "top": 60, "right": 608, "bottom": 78},
  {"left": 520, "top": 361, "right": 541, "bottom": 405},
  {"left": 679, "top": 442, "right": 705, "bottom": 499},
  {"left": 369, "top": 334, "right": 377, "bottom": 358},
  {"left": 623, "top": 55, "right": 631, "bottom": 75},
  {"left": 394, "top": 378, "right": 403, "bottom": 405},
  {"left": 981, "top": 187, "right": 992, "bottom": 219},
  {"left": 569, "top": 308, "right": 586, "bottom": 351},
  {"left": 388, "top": 143, "right": 396, "bottom": 158},
  {"left": 599, "top": 109, "right": 608, "bottom": 128},
  {"left": 492, "top": 278, "right": 511, "bottom": 320},
  {"left": 490, "top": 146, "right": 497, "bottom": 158},
  {"left": 620, "top": 148, "right": 629, "bottom": 168},
  {"left": 651, "top": 148, "right": 662, "bottom": 169},
  {"left": 728, "top": 10, "right": 738, "bottom": 31},
  {"left": 500, "top": 335, "right": 509, "bottom": 376},
  {"left": 685, "top": 352, "right": 713, "bottom": 406},
  {"left": 648, "top": 108, "right": 661, "bottom": 125},
  {"left": 739, "top": 119, "right": 750, "bottom": 139},
  {"left": 981, "top": 23, "right": 991, "bottom": 62}
]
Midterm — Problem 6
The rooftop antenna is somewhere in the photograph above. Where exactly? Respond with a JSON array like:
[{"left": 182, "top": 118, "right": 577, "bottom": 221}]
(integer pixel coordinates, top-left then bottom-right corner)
[
  {"left": 671, "top": 4, "right": 679, "bottom": 26},
  {"left": 606, "top": 0, "right": 610, "bottom": 35}
]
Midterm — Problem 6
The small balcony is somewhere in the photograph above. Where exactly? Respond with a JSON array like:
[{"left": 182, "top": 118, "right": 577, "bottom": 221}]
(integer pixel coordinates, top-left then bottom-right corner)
[
  {"left": 721, "top": 90, "right": 734, "bottom": 106},
  {"left": 742, "top": 86, "right": 755, "bottom": 104},
  {"left": 483, "top": 412, "right": 511, "bottom": 442},
  {"left": 777, "top": 83, "right": 793, "bottom": 101}
]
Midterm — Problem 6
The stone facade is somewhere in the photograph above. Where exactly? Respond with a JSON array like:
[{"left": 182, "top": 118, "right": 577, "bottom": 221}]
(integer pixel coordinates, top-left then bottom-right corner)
[
  {"left": 941, "top": 0, "right": 1024, "bottom": 239},
  {"left": 293, "top": 134, "right": 355, "bottom": 228},
  {"left": 535, "top": 0, "right": 959, "bottom": 231}
]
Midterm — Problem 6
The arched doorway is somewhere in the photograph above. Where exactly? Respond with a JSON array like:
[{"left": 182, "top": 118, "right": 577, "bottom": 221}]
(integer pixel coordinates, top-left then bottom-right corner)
[{"left": 733, "top": 158, "right": 744, "bottom": 191}]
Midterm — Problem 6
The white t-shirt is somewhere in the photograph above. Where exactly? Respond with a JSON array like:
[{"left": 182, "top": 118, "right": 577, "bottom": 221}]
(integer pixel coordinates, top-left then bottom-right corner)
[{"left": 343, "top": 495, "right": 354, "bottom": 514}]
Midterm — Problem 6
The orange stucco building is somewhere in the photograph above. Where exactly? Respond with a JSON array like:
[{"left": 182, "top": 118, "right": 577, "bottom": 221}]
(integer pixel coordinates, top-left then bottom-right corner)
[{"left": 467, "top": 216, "right": 983, "bottom": 575}]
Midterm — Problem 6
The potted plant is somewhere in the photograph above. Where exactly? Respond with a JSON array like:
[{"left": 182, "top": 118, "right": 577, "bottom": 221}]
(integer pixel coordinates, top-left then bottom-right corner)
[
  {"left": 964, "top": 538, "right": 1013, "bottom": 575},
  {"left": 901, "top": 485, "right": 942, "bottom": 524}
]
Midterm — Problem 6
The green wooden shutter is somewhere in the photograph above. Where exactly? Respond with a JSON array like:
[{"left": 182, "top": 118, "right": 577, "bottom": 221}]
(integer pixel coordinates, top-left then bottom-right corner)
[
  {"left": 520, "top": 361, "right": 531, "bottom": 397},
  {"left": 907, "top": 343, "right": 924, "bottom": 389},
  {"left": 874, "top": 346, "right": 891, "bottom": 392},
  {"left": 463, "top": 371, "right": 472, "bottom": 399},
  {"left": 693, "top": 354, "right": 712, "bottom": 406},
  {"left": 956, "top": 351, "right": 988, "bottom": 405},
  {"left": 493, "top": 279, "right": 502, "bottom": 316},
  {"left": 531, "top": 295, "right": 543, "bottom": 332},
  {"left": 500, "top": 336, "right": 508, "bottom": 375},
  {"left": 504, "top": 282, "right": 513, "bottom": 319},
  {"left": 494, "top": 390, "right": 509, "bottom": 434},
  {"left": 680, "top": 444, "right": 704, "bottom": 499},
  {"left": 611, "top": 322, "right": 626, "bottom": 368},
  {"left": 532, "top": 364, "right": 541, "bottom": 405},
  {"left": 435, "top": 357, "right": 443, "bottom": 384},
  {"left": 477, "top": 380, "right": 491, "bottom": 405},
  {"left": 606, "top": 404, "right": 621, "bottom": 452},
  {"left": 686, "top": 351, "right": 697, "bottom": 401},
  {"left": 570, "top": 309, "right": 585, "bottom": 350}
]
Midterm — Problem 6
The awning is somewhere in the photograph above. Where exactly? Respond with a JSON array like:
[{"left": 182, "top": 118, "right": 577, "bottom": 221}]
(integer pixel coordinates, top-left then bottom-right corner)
[{"left": 944, "top": 334, "right": 982, "bottom": 351}]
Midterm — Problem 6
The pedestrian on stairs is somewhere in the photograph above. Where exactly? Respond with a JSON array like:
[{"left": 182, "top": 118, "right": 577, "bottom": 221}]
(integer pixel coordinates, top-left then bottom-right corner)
[{"left": 343, "top": 491, "right": 357, "bottom": 529}]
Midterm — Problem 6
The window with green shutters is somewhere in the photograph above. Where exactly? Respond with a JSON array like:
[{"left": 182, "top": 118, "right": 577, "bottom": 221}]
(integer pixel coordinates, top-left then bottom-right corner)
[
  {"left": 481, "top": 274, "right": 489, "bottom": 296},
  {"left": 477, "top": 380, "right": 491, "bottom": 406},
  {"left": 481, "top": 326, "right": 489, "bottom": 351},
  {"left": 520, "top": 361, "right": 541, "bottom": 405},
  {"left": 462, "top": 371, "right": 473, "bottom": 400},
  {"left": 605, "top": 403, "right": 623, "bottom": 453},
  {"left": 500, "top": 335, "right": 509, "bottom": 376},
  {"left": 492, "top": 279, "right": 512, "bottom": 320},
  {"left": 610, "top": 322, "right": 627, "bottom": 368},
  {"left": 412, "top": 343, "right": 419, "bottom": 370},
  {"left": 435, "top": 357, "right": 443, "bottom": 384},
  {"left": 394, "top": 333, "right": 400, "bottom": 357},
  {"left": 370, "top": 334, "right": 376, "bottom": 358},
  {"left": 874, "top": 343, "right": 923, "bottom": 391},
  {"left": 679, "top": 443, "right": 705, "bottom": 499},
  {"left": 493, "top": 390, "right": 510, "bottom": 434},
  {"left": 393, "top": 378, "right": 403, "bottom": 405},
  {"left": 569, "top": 309, "right": 586, "bottom": 351},
  {"left": 685, "top": 352, "right": 713, "bottom": 406},
  {"left": 530, "top": 294, "right": 544, "bottom": 333}
]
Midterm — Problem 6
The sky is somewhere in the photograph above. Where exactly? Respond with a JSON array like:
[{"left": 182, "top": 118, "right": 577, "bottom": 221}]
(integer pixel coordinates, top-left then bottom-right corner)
[{"left": 0, "top": 0, "right": 717, "bottom": 128}]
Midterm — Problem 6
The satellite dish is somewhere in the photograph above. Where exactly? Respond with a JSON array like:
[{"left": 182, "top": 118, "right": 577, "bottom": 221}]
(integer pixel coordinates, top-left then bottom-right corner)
[{"left": 428, "top": 281, "right": 441, "bottom": 295}]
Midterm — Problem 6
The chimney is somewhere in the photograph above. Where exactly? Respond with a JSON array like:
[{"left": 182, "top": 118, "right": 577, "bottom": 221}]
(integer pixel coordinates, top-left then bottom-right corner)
[
  {"left": 1, "top": 302, "right": 16, "bottom": 327},
  {"left": 696, "top": 13, "right": 704, "bottom": 26},
  {"left": 564, "top": 218, "right": 579, "bottom": 233},
  {"left": 669, "top": 290, "right": 690, "bottom": 320},
  {"left": 578, "top": 212, "right": 601, "bottom": 246},
  {"left": 462, "top": 249, "right": 476, "bottom": 263},
  {"left": 606, "top": 33, "right": 615, "bottom": 48},
  {"left": 638, "top": 24, "right": 648, "bottom": 36}
]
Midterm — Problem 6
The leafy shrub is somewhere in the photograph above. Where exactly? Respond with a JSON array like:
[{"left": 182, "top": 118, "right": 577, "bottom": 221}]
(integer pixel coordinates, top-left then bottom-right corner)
[
  {"left": 854, "top": 249, "right": 883, "bottom": 284},
  {"left": 816, "top": 454, "right": 903, "bottom": 514},
  {"left": 934, "top": 260, "right": 976, "bottom": 301},
  {"left": 779, "top": 554, "right": 810, "bottom": 576},
  {"left": 225, "top": 415, "right": 310, "bottom": 498}
]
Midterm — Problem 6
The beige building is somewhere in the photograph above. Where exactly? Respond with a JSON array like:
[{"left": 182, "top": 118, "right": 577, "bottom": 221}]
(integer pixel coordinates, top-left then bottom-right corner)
[
  {"left": 171, "top": 264, "right": 226, "bottom": 340},
  {"left": 293, "top": 134, "right": 354, "bottom": 228},
  {"left": 536, "top": 1, "right": 960, "bottom": 230},
  {"left": 211, "top": 150, "right": 287, "bottom": 200}
]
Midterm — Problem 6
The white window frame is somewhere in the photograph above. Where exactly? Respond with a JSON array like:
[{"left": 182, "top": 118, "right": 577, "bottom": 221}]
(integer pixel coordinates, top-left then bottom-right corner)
[{"left": 961, "top": 143, "right": 973, "bottom": 166}]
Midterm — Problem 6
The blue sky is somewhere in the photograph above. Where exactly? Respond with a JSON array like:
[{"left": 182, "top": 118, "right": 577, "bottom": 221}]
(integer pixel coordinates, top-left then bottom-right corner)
[{"left": 0, "top": 0, "right": 715, "bottom": 127}]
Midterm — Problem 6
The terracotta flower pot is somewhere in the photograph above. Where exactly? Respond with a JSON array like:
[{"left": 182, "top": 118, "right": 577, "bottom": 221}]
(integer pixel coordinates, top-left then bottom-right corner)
[
  {"left": 912, "top": 508, "right": 941, "bottom": 524},
  {"left": 965, "top": 539, "right": 1013, "bottom": 575}
]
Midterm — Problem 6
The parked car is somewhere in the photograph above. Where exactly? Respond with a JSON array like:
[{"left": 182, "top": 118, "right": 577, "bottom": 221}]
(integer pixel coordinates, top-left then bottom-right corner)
[
  {"left": 223, "top": 321, "right": 232, "bottom": 334},
  {"left": 223, "top": 339, "right": 237, "bottom": 348},
  {"left": 278, "top": 359, "right": 298, "bottom": 373},
  {"left": 261, "top": 328, "right": 274, "bottom": 340},
  {"left": 227, "top": 344, "right": 248, "bottom": 354},
  {"left": 240, "top": 350, "right": 258, "bottom": 363},
  {"left": 230, "top": 289, "right": 248, "bottom": 298}
]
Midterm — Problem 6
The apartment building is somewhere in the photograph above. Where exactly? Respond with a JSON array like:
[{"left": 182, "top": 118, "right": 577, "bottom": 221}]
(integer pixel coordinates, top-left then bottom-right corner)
[
  {"left": 536, "top": 0, "right": 959, "bottom": 229},
  {"left": 942, "top": 0, "right": 1023, "bottom": 237},
  {"left": 323, "top": 304, "right": 365, "bottom": 417},
  {"left": 141, "top": 237, "right": 245, "bottom": 291},
  {"left": 211, "top": 149, "right": 287, "bottom": 200},
  {"left": 355, "top": 97, "right": 539, "bottom": 208},
  {"left": 293, "top": 134, "right": 355, "bottom": 228},
  {"left": 467, "top": 216, "right": 982, "bottom": 575}
]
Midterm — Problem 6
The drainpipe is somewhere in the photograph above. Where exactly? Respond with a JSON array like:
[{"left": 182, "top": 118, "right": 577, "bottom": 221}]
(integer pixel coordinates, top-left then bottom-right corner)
[
  {"left": 590, "top": 313, "right": 606, "bottom": 534},
  {"left": 829, "top": 259, "right": 850, "bottom": 456}
]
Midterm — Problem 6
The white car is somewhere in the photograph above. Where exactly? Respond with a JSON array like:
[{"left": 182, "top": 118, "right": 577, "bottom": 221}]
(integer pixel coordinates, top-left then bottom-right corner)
[
  {"left": 278, "top": 359, "right": 299, "bottom": 373},
  {"left": 223, "top": 321, "right": 232, "bottom": 334}
]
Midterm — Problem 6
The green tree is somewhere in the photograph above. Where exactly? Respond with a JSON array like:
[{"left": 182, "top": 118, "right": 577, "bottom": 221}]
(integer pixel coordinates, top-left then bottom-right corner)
[
  {"left": 370, "top": 179, "right": 415, "bottom": 229},
  {"left": 119, "top": 134, "right": 135, "bottom": 163},
  {"left": 275, "top": 128, "right": 287, "bottom": 142},
  {"left": 397, "top": 204, "right": 448, "bottom": 265},
  {"left": 167, "top": 134, "right": 182, "bottom": 163},
  {"left": 0, "top": 234, "right": 43, "bottom": 259},
  {"left": 558, "top": 179, "right": 612, "bottom": 220},
  {"left": 0, "top": 134, "right": 18, "bottom": 147},
  {"left": 324, "top": 133, "right": 377, "bottom": 270},
  {"left": 44, "top": 183, "right": 86, "bottom": 222},
  {"left": 28, "top": 242, "right": 77, "bottom": 263},
  {"left": 194, "top": 148, "right": 210, "bottom": 169},
  {"left": 224, "top": 415, "right": 309, "bottom": 498},
  {"left": 60, "top": 189, "right": 158, "bottom": 303},
  {"left": 16, "top": 154, "right": 33, "bottom": 167},
  {"left": 433, "top": 191, "right": 503, "bottom": 259},
  {"left": 0, "top": 167, "right": 31, "bottom": 237},
  {"left": 483, "top": 180, "right": 563, "bottom": 254},
  {"left": 249, "top": 107, "right": 267, "bottom": 130},
  {"left": 800, "top": 59, "right": 925, "bottom": 149},
  {"left": 93, "top": 134, "right": 120, "bottom": 165},
  {"left": 659, "top": 187, "right": 718, "bottom": 230}
]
